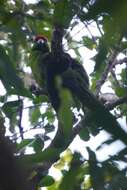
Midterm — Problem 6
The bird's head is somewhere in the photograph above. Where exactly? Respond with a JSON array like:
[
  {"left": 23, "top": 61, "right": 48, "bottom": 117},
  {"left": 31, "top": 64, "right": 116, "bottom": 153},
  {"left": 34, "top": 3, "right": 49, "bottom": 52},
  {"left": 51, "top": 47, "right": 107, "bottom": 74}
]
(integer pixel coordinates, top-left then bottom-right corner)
[{"left": 32, "top": 35, "right": 49, "bottom": 53}]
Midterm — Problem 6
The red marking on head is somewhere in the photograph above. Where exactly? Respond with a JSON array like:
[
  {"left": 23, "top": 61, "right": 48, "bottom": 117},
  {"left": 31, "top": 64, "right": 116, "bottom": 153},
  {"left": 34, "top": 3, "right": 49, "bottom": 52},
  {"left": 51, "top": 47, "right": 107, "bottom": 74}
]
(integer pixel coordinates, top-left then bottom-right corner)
[{"left": 35, "top": 35, "right": 48, "bottom": 41}]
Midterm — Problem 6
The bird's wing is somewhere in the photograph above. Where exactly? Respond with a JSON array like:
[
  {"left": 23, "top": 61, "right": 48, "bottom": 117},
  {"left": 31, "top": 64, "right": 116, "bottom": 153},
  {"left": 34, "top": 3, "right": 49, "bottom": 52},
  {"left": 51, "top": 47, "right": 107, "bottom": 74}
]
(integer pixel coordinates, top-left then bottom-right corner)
[{"left": 61, "top": 67, "right": 96, "bottom": 109}]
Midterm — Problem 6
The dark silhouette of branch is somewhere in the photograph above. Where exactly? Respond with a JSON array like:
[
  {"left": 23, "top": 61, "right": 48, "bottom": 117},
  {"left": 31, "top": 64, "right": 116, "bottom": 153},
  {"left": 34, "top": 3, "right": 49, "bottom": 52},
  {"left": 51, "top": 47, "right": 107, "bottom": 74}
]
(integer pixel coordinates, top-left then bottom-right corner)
[
  {"left": 95, "top": 48, "right": 119, "bottom": 96},
  {"left": 116, "top": 57, "right": 127, "bottom": 65},
  {"left": 51, "top": 24, "right": 64, "bottom": 56},
  {"left": 17, "top": 97, "right": 24, "bottom": 140},
  {"left": 111, "top": 70, "right": 121, "bottom": 87},
  {"left": 106, "top": 96, "right": 127, "bottom": 110},
  {"left": 0, "top": 116, "right": 30, "bottom": 190}
]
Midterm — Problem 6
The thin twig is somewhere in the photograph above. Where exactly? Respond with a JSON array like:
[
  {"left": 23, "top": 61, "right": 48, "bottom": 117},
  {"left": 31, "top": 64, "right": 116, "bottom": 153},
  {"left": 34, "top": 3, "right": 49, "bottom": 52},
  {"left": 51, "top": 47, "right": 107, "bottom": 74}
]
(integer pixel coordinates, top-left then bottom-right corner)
[
  {"left": 96, "top": 19, "right": 104, "bottom": 37},
  {"left": 63, "top": 25, "right": 86, "bottom": 49},
  {"left": 111, "top": 70, "right": 121, "bottom": 87},
  {"left": 83, "top": 21, "right": 97, "bottom": 44},
  {"left": 95, "top": 49, "right": 119, "bottom": 96},
  {"left": 17, "top": 97, "right": 24, "bottom": 140}
]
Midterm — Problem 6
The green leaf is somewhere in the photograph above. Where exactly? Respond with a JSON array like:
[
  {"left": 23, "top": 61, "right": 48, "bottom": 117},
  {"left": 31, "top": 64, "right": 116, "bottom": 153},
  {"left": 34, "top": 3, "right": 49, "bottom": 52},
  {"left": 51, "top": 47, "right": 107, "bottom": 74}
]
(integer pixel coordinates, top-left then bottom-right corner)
[
  {"left": 22, "top": 148, "right": 61, "bottom": 165},
  {"left": 0, "top": 95, "right": 6, "bottom": 102},
  {"left": 87, "top": 147, "right": 104, "bottom": 189},
  {"left": 16, "top": 139, "right": 34, "bottom": 152},
  {"left": 83, "top": 36, "right": 96, "bottom": 50},
  {"left": 121, "top": 41, "right": 127, "bottom": 50},
  {"left": 2, "top": 100, "right": 21, "bottom": 119},
  {"left": 115, "top": 86, "right": 127, "bottom": 97},
  {"left": 53, "top": 0, "right": 74, "bottom": 28},
  {"left": 32, "top": 136, "right": 44, "bottom": 153},
  {"left": 121, "top": 68, "right": 127, "bottom": 84},
  {"left": 44, "top": 110, "right": 55, "bottom": 123},
  {"left": 0, "top": 45, "right": 32, "bottom": 98},
  {"left": 94, "top": 41, "right": 108, "bottom": 72},
  {"left": 79, "top": 127, "right": 90, "bottom": 141},
  {"left": 30, "top": 107, "right": 41, "bottom": 124},
  {"left": 58, "top": 88, "right": 73, "bottom": 137},
  {"left": 88, "top": 125, "right": 100, "bottom": 136},
  {"left": 39, "top": 176, "right": 55, "bottom": 187},
  {"left": 59, "top": 152, "right": 83, "bottom": 190},
  {"left": 44, "top": 124, "right": 55, "bottom": 133},
  {"left": 33, "top": 95, "right": 49, "bottom": 104}
]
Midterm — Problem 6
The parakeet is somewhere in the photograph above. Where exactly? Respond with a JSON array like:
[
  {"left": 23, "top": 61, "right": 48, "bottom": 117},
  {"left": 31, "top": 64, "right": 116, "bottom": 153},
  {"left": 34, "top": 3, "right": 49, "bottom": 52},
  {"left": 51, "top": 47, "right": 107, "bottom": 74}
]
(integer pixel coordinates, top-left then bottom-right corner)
[{"left": 30, "top": 35, "right": 127, "bottom": 144}]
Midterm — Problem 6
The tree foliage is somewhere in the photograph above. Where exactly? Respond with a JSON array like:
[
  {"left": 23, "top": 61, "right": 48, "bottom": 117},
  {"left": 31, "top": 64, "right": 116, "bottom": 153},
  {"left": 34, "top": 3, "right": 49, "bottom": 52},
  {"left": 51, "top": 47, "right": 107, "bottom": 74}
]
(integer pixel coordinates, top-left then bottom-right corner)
[{"left": 0, "top": 0, "right": 127, "bottom": 189}]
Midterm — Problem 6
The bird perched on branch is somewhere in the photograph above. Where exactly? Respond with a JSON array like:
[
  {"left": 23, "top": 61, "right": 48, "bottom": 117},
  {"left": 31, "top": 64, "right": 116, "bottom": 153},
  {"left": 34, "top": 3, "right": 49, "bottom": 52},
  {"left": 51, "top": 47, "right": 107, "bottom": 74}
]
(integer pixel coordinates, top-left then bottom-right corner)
[
  {"left": 31, "top": 35, "right": 89, "bottom": 110},
  {"left": 30, "top": 35, "right": 127, "bottom": 144}
]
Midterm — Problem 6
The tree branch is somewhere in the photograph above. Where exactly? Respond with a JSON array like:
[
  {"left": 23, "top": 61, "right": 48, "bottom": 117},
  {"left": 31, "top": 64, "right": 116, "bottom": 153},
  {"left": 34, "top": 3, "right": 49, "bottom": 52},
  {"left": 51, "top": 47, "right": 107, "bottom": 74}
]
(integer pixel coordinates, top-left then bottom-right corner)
[
  {"left": 106, "top": 96, "right": 127, "bottom": 110},
  {"left": 17, "top": 97, "right": 24, "bottom": 140},
  {"left": 95, "top": 48, "right": 119, "bottom": 96},
  {"left": 116, "top": 57, "right": 127, "bottom": 65},
  {"left": 0, "top": 116, "right": 30, "bottom": 190},
  {"left": 51, "top": 24, "right": 64, "bottom": 56},
  {"left": 111, "top": 70, "right": 121, "bottom": 87}
]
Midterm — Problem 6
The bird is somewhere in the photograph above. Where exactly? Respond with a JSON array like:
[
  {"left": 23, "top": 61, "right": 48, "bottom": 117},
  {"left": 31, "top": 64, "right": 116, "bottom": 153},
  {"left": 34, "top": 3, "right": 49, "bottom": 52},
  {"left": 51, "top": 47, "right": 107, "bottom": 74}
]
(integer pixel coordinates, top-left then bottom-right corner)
[{"left": 30, "top": 35, "right": 127, "bottom": 144}]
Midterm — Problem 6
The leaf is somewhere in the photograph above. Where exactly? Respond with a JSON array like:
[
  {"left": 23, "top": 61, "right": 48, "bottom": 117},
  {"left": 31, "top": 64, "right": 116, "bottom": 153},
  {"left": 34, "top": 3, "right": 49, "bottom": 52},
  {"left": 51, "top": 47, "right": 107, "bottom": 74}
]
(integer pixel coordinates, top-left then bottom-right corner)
[
  {"left": 22, "top": 148, "right": 61, "bottom": 165},
  {"left": 45, "top": 110, "right": 55, "bottom": 123},
  {"left": 96, "top": 138, "right": 114, "bottom": 150},
  {"left": 16, "top": 139, "right": 34, "bottom": 152},
  {"left": 2, "top": 100, "right": 21, "bottom": 119},
  {"left": 88, "top": 124, "right": 100, "bottom": 136},
  {"left": 0, "top": 95, "right": 6, "bottom": 102},
  {"left": 94, "top": 41, "right": 108, "bottom": 72},
  {"left": 32, "top": 136, "right": 44, "bottom": 153},
  {"left": 53, "top": 0, "right": 74, "bottom": 28},
  {"left": 87, "top": 147, "right": 105, "bottom": 190},
  {"left": 83, "top": 36, "right": 96, "bottom": 50},
  {"left": 0, "top": 45, "right": 32, "bottom": 98},
  {"left": 44, "top": 124, "right": 55, "bottom": 133},
  {"left": 79, "top": 127, "right": 90, "bottom": 141},
  {"left": 121, "top": 68, "right": 127, "bottom": 85},
  {"left": 115, "top": 86, "right": 127, "bottom": 97},
  {"left": 59, "top": 152, "right": 83, "bottom": 190},
  {"left": 33, "top": 95, "right": 49, "bottom": 104},
  {"left": 44, "top": 135, "right": 51, "bottom": 141},
  {"left": 54, "top": 149, "right": 72, "bottom": 169},
  {"left": 39, "top": 176, "right": 55, "bottom": 187},
  {"left": 58, "top": 88, "right": 73, "bottom": 137},
  {"left": 30, "top": 107, "right": 41, "bottom": 124}
]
